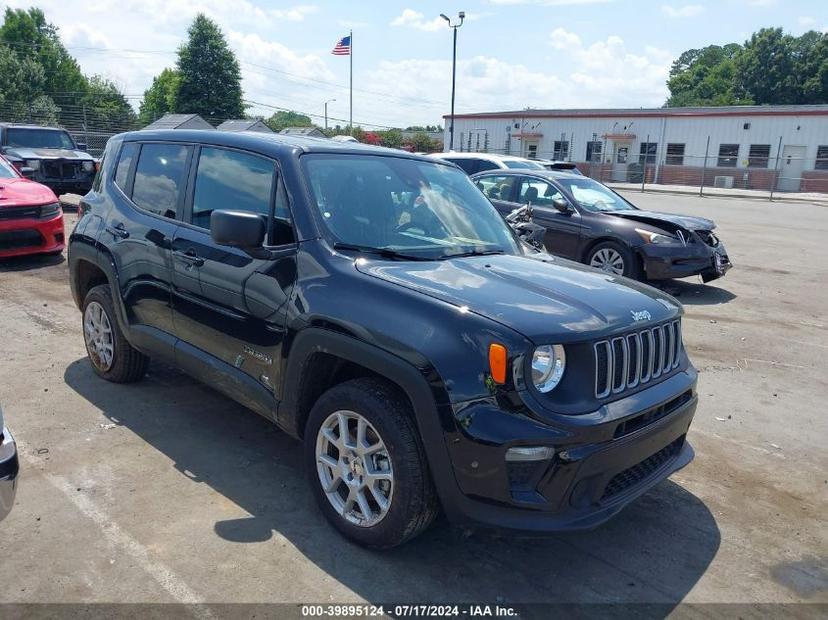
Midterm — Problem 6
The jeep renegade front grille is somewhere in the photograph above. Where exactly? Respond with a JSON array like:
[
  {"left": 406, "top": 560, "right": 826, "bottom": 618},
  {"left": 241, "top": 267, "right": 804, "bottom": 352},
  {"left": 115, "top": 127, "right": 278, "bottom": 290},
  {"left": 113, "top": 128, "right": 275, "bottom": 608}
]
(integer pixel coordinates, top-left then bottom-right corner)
[{"left": 594, "top": 320, "right": 682, "bottom": 399}]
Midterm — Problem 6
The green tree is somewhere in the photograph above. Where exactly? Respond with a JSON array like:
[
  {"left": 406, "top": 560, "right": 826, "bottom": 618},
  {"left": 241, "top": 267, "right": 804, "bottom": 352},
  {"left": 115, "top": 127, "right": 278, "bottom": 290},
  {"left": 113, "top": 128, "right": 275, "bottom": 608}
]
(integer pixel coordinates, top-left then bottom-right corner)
[
  {"left": 408, "top": 132, "right": 437, "bottom": 152},
  {"left": 175, "top": 14, "right": 244, "bottom": 123},
  {"left": 264, "top": 110, "right": 314, "bottom": 131},
  {"left": 666, "top": 44, "right": 750, "bottom": 106},
  {"left": 736, "top": 28, "right": 797, "bottom": 104},
  {"left": 378, "top": 129, "right": 403, "bottom": 149},
  {"left": 139, "top": 68, "right": 180, "bottom": 125},
  {"left": 82, "top": 75, "right": 138, "bottom": 130},
  {"left": 0, "top": 8, "right": 86, "bottom": 102}
]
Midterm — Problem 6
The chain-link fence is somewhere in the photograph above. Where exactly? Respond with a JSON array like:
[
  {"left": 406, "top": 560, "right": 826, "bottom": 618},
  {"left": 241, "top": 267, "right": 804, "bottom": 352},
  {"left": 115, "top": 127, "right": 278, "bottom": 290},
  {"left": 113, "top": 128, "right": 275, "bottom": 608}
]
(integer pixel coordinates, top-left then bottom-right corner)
[
  {"left": 454, "top": 134, "right": 828, "bottom": 199},
  {"left": 0, "top": 100, "right": 140, "bottom": 157}
]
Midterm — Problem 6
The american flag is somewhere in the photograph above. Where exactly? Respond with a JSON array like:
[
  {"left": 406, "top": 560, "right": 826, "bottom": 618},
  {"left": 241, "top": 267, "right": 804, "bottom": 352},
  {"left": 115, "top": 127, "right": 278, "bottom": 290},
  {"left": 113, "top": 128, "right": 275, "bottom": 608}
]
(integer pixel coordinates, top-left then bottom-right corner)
[{"left": 331, "top": 35, "right": 351, "bottom": 56}]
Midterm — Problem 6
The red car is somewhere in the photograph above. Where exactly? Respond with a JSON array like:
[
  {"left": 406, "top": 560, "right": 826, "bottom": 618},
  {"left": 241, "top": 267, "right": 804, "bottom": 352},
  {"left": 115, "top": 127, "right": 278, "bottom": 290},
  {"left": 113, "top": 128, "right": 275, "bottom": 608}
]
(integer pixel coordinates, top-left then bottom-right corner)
[{"left": 0, "top": 155, "right": 64, "bottom": 258}]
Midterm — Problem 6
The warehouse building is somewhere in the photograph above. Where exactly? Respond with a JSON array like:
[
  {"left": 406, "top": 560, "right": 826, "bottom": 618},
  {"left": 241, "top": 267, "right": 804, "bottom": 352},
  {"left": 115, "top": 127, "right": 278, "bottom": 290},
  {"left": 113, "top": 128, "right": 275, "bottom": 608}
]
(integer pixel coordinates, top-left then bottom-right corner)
[{"left": 442, "top": 105, "right": 828, "bottom": 192}]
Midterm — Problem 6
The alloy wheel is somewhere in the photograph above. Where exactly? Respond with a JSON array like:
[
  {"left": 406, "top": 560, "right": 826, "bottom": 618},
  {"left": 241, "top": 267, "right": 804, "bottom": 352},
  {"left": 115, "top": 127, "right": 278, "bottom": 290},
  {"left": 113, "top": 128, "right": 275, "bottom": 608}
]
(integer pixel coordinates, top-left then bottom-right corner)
[
  {"left": 590, "top": 248, "right": 625, "bottom": 275},
  {"left": 315, "top": 410, "right": 394, "bottom": 527},
  {"left": 83, "top": 301, "right": 114, "bottom": 371}
]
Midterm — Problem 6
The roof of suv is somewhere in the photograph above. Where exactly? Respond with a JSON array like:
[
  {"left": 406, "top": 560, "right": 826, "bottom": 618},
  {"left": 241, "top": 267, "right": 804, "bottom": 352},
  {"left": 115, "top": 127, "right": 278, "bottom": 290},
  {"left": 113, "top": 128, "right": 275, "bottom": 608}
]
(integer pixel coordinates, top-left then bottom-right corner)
[
  {"left": 117, "top": 129, "right": 436, "bottom": 163},
  {"left": 472, "top": 168, "right": 582, "bottom": 180}
]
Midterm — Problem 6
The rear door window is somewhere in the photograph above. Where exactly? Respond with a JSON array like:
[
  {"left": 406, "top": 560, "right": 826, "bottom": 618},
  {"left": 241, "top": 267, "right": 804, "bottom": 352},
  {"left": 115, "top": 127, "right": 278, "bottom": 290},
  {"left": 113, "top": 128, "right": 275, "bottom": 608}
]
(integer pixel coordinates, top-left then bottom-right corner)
[
  {"left": 114, "top": 143, "right": 138, "bottom": 192},
  {"left": 476, "top": 175, "right": 517, "bottom": 201},
  {"left": 445, "top": 158, "right": 480, "bottom": 175},
  {"left": 131, "top": 143, "right": 190, "bottom": 218}
]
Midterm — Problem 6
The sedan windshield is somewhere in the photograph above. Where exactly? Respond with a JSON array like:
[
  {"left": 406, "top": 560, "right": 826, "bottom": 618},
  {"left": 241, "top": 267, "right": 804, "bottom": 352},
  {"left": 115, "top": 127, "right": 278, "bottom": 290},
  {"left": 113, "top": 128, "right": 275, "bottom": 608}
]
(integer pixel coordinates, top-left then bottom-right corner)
[
  {"left": 6, "top": 128, "right": 76, "bottom": 150},
  {"left": 554, "top": 176, "right": 636, "bottom": 212},
  {"left": 0, "top": 158, "right": 18, "bottom": 179},
  {"left": 304, "top": 154, "right": 520, "bottom": 259}
]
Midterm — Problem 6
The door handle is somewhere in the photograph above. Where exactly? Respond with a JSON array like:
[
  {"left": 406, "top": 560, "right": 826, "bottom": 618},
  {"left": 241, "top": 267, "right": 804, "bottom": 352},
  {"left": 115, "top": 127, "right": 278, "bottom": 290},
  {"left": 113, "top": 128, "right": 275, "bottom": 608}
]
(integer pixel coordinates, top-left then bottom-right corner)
[
  {"left": 174, "top": 248, "right": 205, "bottom": 267},
  {"left": 106, "top": 223, "right": 130, "bottom": 239}
]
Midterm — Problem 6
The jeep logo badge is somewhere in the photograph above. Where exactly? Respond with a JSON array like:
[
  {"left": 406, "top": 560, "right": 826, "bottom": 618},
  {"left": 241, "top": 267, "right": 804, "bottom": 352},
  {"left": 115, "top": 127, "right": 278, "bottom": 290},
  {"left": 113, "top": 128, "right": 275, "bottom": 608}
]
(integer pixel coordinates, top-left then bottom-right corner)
[{"left": 631, "top": 310, "right": 652, "bottom": 322}]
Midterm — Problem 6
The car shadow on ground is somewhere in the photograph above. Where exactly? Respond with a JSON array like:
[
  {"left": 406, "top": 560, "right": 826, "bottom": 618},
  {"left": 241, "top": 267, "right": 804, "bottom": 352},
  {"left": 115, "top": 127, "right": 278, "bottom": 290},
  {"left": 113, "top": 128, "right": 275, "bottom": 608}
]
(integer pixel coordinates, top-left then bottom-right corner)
[
  {"left": 0, "top": 252, "right": 64, "bottom": 272},
  {"left": 650, "top": 279, "right": 736, "bottom": 306},
  {"left": 64, "top": 358, "right": 720, "bottom": 614}
]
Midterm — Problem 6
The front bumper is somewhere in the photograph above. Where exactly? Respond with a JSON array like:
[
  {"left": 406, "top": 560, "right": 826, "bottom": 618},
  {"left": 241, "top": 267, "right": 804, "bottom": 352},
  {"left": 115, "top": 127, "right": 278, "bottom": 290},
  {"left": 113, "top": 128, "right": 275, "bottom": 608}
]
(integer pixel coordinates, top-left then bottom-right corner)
[
  {"left": 0, "top": 426, "right": 19, "bottom": 522},
  {"left": 0, "top": 212, "right": 65, "bottom": 258},
  {"left": 641, "top": 241, "right": 731, "bottom": 281},
  {"left": 437, "top": 368, "right": 698, "bottom": 533}
]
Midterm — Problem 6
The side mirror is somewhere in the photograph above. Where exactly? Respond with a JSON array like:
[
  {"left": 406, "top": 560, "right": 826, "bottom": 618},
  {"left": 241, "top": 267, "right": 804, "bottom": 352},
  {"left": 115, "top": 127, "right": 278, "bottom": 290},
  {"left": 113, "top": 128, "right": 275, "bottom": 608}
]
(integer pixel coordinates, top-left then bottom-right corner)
[
  {"left": 76, "top": 142, "right": 89, "bottom": 152},
  {"left": 552, "top": 198, "right": 571, "bottom": 213},
  {"left": 210, "top": 210, "right": 266, "bottom": 249},
  {"left": 19, "top": 166, "right": 35, "bottom": 179}
]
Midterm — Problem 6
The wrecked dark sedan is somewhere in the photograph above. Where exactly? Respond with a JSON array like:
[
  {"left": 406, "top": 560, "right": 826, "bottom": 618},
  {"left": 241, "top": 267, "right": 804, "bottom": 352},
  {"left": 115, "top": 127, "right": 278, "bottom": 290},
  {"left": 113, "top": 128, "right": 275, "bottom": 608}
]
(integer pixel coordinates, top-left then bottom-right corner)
[{"left": 473, "top": 169, "right": 731, "bottom": 282}]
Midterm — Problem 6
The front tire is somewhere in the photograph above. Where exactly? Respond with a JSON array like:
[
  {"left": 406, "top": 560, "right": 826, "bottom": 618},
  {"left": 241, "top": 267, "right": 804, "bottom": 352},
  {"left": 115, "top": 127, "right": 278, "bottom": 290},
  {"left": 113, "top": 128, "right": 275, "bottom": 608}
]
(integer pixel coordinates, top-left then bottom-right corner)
[
  {"left": 305, "top": 378, "right": 438, "bottom": 548},
  {"left": 82, "top": 284, "right": 149, "bottom": 383},
  {"left": 587, "top": 241, "right": 641, "bottom": 280}
]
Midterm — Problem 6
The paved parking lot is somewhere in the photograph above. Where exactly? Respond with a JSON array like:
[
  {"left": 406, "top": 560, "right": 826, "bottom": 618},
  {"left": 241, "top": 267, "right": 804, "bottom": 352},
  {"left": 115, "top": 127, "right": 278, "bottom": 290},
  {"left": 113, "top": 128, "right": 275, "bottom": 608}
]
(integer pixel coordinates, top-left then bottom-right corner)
[{"left": 0, "top": 192, "right": 826, "bottom": 614}]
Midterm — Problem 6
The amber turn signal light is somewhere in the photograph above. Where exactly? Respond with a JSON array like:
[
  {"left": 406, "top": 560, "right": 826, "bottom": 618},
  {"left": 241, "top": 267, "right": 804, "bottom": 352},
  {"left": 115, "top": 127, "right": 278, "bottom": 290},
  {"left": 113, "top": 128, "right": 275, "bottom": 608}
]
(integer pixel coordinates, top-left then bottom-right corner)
[{"left": 489, "top": 343, "right": 507, "bottom": 384}]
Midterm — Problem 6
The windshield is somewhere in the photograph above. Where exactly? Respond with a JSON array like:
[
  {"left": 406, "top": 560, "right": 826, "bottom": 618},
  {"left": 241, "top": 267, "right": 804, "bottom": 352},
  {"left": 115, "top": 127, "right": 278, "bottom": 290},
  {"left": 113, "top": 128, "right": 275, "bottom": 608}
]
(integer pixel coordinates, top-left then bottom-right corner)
[
  {"left": 555, "top": 177, "right": 637, "bottom": 212},
  {"left": 0, "top": 158, "right": 18, "bottom": 179},
  {"left": 304, "top": 154, "right": 520, "bottom": 259},
  {"left": 503, "top": 159, "right": 546, "bottom": 170},
  {"left": 6, "top": 128, "right": 76, "bottom": 150}
]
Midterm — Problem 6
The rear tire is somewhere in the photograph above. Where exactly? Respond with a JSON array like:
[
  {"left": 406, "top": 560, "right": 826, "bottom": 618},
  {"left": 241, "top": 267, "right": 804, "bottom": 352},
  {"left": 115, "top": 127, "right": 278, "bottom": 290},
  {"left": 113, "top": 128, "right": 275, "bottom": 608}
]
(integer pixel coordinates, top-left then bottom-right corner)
[
  {"left": 82, "top": 284, "right": 149, "bottom": 383},
  {"left": 587, "top": 240, "right": 642, "bottom": 280},
  {"left": 305, "top": 378, "right": 438, "bottom": 549}
]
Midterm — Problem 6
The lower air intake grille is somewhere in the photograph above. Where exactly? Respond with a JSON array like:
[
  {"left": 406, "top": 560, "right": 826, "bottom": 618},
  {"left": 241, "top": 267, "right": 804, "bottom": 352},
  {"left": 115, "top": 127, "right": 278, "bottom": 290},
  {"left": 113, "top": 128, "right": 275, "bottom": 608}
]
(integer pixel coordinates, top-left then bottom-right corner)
[{"left": 601, "top": 436, "right": 685, "bottom": 501}]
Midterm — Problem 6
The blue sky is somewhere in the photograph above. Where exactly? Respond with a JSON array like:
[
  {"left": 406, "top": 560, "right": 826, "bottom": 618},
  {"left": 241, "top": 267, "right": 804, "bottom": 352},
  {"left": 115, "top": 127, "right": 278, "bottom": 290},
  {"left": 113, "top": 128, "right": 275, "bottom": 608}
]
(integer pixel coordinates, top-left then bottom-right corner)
[{"left": 4, "top": 0, "right": 826, "bottom": 127}]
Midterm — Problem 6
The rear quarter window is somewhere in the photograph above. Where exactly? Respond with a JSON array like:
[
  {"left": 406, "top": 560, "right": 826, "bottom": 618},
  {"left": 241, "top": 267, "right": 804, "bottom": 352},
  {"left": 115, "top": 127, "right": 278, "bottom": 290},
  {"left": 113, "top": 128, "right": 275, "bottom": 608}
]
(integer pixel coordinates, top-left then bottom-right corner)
[{"left": 114, "top": 143, "right": 138, "bottom": 192}]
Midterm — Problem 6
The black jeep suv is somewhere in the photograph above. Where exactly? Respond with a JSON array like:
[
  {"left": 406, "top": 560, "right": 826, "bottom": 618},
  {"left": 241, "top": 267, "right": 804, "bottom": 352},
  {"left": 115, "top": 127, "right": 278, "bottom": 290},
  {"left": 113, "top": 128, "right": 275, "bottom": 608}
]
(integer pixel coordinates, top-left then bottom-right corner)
[
  {"left": 0, "top": 123, "right": 97, "bottom": 195},
  {"left": 68, "top": 130, "right": 698, "bottom": 548}
]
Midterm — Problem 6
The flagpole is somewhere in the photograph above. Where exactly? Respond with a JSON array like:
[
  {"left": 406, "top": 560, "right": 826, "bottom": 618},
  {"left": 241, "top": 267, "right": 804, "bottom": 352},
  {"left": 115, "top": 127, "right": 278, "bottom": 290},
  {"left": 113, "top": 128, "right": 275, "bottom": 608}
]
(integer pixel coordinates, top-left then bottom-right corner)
[{"left": 349, "top": 29, "right": 353, "bottom": 135}]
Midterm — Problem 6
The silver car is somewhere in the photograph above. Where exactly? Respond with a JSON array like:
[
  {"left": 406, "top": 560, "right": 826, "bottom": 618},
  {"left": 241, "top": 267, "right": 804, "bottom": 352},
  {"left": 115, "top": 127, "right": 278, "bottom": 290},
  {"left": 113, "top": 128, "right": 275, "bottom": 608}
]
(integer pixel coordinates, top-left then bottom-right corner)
[{"left": 0, "top": 406, "right": 19, "bottom": 522}]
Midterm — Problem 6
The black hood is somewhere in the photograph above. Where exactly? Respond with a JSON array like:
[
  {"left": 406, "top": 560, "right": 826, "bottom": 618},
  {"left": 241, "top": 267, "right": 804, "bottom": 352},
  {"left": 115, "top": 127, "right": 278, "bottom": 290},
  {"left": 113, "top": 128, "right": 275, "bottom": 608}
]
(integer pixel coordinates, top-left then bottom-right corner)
[
  {"left": 356, "top": 253, "right": 681, "bottom": 343},
  {"left": 606, "top": 210, "right": 716, "bottom": 232}
]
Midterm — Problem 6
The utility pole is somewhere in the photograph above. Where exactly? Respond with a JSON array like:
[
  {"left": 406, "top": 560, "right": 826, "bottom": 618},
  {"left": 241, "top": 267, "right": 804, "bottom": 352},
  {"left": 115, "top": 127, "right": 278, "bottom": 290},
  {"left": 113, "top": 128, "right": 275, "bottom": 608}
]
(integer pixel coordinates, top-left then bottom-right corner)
[
  {"left": 324, "top": 99, "right": 336, "bottom": 131},
  {"left": 440, "top": 11, "right": 465, "bottom": 151}
]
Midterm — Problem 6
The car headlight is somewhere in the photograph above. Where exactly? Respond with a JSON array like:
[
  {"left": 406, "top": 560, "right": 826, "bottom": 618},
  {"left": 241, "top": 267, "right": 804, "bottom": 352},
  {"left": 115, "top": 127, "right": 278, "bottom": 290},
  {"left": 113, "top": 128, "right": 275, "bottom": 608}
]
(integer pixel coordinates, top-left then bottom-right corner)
[
  {"left": 635, "top": 227, "right": 680, "bottom": 244},
  {"left": 25, "top": 159, "right": 41, "bottom": 171},
  {"left": 39, "top": 202, "right": 61, "bottom": 219},
  {"left": 531, "top": 344, "right": 566, "bottom": 393},
  {"left": 81, "top": 160, "right": 95, "bottom": 172}
]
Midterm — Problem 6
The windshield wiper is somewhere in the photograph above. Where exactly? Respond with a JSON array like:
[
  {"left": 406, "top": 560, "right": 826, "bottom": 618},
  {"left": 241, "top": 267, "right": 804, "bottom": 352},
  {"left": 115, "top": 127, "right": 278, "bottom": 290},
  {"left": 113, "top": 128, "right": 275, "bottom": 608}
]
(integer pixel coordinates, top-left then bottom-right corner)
[
  {"left": 333, "top": 243, "right": 433, "bottom": 261},
  {"left": 439, "top": 249, "right": 505, "bottom": 259}
]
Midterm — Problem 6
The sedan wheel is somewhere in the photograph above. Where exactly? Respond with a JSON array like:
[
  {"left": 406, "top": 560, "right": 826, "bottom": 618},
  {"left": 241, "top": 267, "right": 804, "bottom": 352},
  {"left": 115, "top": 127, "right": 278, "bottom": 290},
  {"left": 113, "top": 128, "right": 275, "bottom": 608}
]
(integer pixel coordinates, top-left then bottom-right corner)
[
  {"left": 315, "top": 409, "right": 394, "bottom": 527},
  {"left": 83, "top": 300, "right": 115, "bottom": 372},
  {"left": 589, "top": 247, "right": 625, "bottom": 275}
]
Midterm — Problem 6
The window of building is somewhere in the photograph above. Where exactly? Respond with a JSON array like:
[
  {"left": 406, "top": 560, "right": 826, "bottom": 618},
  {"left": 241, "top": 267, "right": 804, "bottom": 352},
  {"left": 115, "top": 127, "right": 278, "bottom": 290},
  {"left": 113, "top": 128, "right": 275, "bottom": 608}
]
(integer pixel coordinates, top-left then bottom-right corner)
[
  {"left": 553, "top": 140, "right": 569, "bottom": 161},
  {"left": 815, "top": 146, "right": 828, "bottom": 170},
  {"left": 131, "top": 143, "right": 190, "bottom": 217},
  {"left": 665, "top": 143, "right": 685, "bottom": 166},
  {"left": 639, "top": 142, "right": 658, "bottom": 165},
  {"left": 717, "top": 144, "right": 739, "bottom": 167},
  {"left": 114, "top": 142, "right": 138, "bottom": 192},
  {"left": 585, "top": 141, "right": 602, "bottom": 163},
  {"left": 748, "top": 144, "right": 771, "bottom": 168}
]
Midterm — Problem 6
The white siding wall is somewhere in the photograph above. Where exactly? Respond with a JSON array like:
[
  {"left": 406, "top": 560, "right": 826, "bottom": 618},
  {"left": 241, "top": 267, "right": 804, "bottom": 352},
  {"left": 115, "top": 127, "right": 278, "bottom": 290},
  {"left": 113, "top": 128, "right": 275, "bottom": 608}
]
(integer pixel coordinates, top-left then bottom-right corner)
[{"left": 444, "top": 113, "right": 828, "bottom": 169}]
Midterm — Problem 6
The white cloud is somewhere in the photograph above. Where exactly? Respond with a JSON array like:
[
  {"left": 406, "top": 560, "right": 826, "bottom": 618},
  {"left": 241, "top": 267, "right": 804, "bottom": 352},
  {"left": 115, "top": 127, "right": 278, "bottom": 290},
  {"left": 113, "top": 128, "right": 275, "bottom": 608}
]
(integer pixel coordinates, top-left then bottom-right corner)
[
  {"left": 661, "top": 4, "right": 705, "bottom": 18},
  {"left": 746, "top": 0, "right": 777, "bottom": 6},
  {"left": 549, "top": 27, "right": 582, "bottom": 50},
  {"left": 489, "top": 0, "right": 612, "bottom": 6},
  {"left": 269, "top": 5, "right": 318, "bottom": 22},
  {"left": 390, "top": 9, "right": 447, "bottom": 32},
  {"left": 798, "top": 16, "right": 816, "bottom": 28}
]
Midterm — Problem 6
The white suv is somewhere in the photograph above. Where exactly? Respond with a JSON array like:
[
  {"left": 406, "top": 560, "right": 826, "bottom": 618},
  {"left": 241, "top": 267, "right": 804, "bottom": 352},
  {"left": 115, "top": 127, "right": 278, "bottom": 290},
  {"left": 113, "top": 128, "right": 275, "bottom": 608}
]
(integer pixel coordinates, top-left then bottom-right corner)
[{"left": 428, "top": 152, "right": 546, "bottom": 175}]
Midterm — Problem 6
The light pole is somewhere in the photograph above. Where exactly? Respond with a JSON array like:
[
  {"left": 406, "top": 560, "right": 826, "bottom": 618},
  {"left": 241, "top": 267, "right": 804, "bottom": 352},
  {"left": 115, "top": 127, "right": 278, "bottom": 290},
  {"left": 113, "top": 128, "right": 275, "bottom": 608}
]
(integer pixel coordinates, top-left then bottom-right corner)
[
  {"left": 324, "top": 98, "right": 336, "bottom": 131},
  {"left": 440, "top": 11, "right": 465, "bottom": 151}
]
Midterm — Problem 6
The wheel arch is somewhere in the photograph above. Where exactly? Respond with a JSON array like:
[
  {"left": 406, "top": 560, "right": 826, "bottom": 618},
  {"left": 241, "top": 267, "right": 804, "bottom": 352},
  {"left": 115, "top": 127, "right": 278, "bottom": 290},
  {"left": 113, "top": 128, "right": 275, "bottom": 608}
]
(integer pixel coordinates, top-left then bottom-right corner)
[
  {"left": 581, "top": 235, "right": 646, "bottom": 275},
  {"left": 278, "top": 328, "right": 459, "bottom": 509}
]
